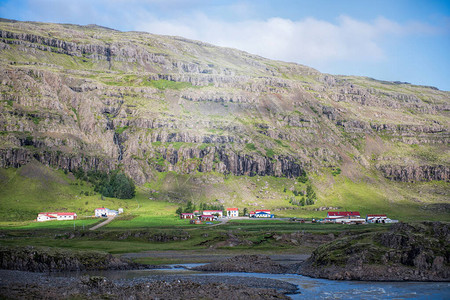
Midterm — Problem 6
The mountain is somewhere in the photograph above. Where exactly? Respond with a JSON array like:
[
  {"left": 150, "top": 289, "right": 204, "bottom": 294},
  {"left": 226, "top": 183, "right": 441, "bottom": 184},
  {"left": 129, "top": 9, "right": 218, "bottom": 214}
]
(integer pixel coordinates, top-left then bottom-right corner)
[{"left": 0, "top": 19, "right": 448, "bottom": 219}]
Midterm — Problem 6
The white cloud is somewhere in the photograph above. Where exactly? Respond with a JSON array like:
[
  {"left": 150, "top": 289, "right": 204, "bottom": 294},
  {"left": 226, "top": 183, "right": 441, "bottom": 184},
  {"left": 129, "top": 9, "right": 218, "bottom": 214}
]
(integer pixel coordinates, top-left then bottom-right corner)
[
  {"left": 135, "top": 14, "right": 432, "bottom": 65},
  {"left": 5, "top": 1, "right": 444, "bottom": 69}
]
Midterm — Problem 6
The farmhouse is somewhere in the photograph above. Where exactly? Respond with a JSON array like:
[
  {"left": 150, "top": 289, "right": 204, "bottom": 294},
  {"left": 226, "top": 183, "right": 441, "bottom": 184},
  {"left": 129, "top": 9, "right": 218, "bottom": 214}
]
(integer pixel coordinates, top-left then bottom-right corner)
[
  {"left": 203, "top": 210, "right": 223, "bottom": 217},
  {"left": 95, "top": 207, "right": 119, "bottom": 217},
  {"left": 37, "top": 212, "right": 77, "bottom": 222},
  {"left": 226, "top": 208, "right": 239, "bottom": 217},
  {"left": 200, "top": 215, "right": 215, "bottom": 221},
  {"left": 180, "top": 213, "right": 195, "bottom": 219}
]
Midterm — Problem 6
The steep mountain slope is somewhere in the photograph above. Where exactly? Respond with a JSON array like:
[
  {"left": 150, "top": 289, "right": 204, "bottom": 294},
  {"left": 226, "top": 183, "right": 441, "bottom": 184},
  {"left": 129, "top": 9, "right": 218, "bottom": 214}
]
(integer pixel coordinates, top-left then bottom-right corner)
[{"left": 0, "top": 19, "right": 448, "bottom": 218}]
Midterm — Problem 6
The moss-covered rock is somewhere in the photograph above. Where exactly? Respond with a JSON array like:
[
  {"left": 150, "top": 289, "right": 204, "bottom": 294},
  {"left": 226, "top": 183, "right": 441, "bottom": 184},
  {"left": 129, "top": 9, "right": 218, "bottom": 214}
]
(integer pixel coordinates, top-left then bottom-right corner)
[
  {"left": 300, "top": 222, "right": 450, "bottom": 281},
  {"left": 0, "top": 245, "right": 141, "bottom": 272}
]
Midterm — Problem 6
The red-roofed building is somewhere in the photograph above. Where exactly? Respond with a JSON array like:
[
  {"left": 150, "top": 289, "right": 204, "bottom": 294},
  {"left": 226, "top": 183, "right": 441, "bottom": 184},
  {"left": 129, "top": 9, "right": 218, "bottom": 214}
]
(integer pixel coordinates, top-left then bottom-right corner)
[
  {"left": 37, "top": 212, "right": 77, "bottom": 222},
  {"left": 327, "top": 211, "right": 361, "bottom": 219},
  {"left": 323, "top": 211, "right": 365, "bottom": 224},
  {"left": 200, "top": 215, "right": 215, "bottom": 221},
  {"left": 180, "top": 213, "right": 195, "bottom": 219},
  {"left": 226, "top": 208, "right": 239, "bottom": 218}
]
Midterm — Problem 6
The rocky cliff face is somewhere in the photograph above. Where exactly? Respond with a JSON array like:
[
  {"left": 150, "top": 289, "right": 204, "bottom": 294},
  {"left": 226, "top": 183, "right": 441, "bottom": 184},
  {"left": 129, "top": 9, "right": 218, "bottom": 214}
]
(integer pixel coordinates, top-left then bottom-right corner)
[{"left": 0, "top": 19, "right": 448, "bottom": 193}]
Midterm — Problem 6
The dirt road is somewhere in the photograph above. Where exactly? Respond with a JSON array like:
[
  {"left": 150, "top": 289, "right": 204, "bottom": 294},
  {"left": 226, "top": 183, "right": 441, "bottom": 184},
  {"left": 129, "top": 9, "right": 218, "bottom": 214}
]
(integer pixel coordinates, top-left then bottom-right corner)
[{"left": 89, "top": 216, "right": 115, "bottom": 230}]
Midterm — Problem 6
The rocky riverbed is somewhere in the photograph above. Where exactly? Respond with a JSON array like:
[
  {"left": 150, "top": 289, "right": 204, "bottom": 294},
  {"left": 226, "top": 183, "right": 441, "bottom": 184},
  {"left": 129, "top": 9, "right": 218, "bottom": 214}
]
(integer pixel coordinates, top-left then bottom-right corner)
[
  {"left": 192, "top": 254, "right": 300, "bottom": 274},
  {"left": 0, "top": 270, "right": 296, "bottom": 299}
]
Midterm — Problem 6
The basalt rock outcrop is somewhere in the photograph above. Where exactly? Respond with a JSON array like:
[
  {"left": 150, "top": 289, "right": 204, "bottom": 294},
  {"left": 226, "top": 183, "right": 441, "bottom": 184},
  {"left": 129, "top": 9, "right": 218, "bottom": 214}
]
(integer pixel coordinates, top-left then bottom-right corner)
[
  {"left": 300, "top": 222, "right": 450, "bottom": 281},
  {"left": 0, "top": 19, "right": 448, "bottom": 191},
  {"left": 0, "top": 245, "right": 141, "bottom": 272},
  {"left": 377, "top": 164, "right": 449, "bottom": 182}
]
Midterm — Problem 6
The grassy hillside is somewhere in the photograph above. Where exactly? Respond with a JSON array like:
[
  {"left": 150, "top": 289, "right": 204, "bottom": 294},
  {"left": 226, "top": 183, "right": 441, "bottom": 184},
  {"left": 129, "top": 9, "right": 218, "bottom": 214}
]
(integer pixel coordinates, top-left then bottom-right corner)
[
  {"left": 0, "top": 20, "right": 448, "bottom": 225},
  {"left": 0, "top": 161, "right": 178, "bottom": 227},
  {"left": 0, "top": 161, "right": 448, "bottom": 228}
]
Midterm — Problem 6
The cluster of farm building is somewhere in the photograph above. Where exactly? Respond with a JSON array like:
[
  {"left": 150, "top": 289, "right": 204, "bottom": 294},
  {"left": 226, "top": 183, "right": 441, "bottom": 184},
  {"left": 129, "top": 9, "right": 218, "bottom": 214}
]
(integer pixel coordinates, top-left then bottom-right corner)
[
  {"left": 36, "top": 208, "right": 397, "bottom": 225},
  {"left": 180, "top": 209, "right": 397, "bottom": 224},
  {"left": 180, "top": 208, "right": 274, "bottom": 221},
  {"left": 36, "top": 207, "right": 123, "bottom": 222}
]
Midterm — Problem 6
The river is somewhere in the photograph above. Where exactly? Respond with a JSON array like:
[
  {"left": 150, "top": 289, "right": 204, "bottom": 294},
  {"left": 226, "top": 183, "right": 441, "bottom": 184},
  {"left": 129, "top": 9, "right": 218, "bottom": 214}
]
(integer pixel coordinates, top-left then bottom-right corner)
[{"left": 53, "top": 264, "right": 450, "bottom": 299}]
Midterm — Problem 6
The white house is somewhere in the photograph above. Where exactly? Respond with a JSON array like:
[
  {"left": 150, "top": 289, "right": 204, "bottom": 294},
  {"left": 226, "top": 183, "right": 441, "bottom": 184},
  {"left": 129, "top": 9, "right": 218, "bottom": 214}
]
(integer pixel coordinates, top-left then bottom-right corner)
[
  {"left": 203, "top": 210, "right": 223, "bottom": 217},
  {"left": 226, "top": 208, "right": 239, "bottom": 217},
  {"left": 95, "top": 208, "right": 119, "bottom": 217},
  {"left": 37, "top": 212, "right": 77, "bottom": 222}
]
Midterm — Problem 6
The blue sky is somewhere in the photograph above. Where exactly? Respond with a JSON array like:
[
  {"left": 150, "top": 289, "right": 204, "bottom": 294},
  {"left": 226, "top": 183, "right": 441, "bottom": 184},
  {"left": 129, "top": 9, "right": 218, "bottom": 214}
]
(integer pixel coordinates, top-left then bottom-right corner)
[{"left": 1, "top": 0, "right": 449, "bottom": 90}]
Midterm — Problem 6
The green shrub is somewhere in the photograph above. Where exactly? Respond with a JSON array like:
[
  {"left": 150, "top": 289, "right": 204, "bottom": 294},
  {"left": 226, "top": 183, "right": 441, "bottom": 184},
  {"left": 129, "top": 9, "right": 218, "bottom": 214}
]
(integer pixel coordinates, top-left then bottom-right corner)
[
  {"left": 246, "top": 143, "right": 257, "bottom": 151},
  {"left": 331, "top": 168, "right": 341, "bottom": 176}
]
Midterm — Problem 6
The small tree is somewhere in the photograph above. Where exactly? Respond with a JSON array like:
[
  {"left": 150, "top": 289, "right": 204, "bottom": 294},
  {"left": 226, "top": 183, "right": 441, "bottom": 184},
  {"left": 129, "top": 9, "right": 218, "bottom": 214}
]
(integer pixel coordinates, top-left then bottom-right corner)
[
  {"left": 306, "top": 184, "right": 316, "bottom": 205},
  {"left": 176, "top": 207, "right": 183, "bottom": 215},
  {"left": 297, "top": 171, "right": 308, "bottom": 183},
  {"left": 185, "top": 201, "right": 194, "bottom": 213},
  {"left": 243, "top": 207, "right": 248, "bottom": 216},
  {"left": 300, "top": 196, "right": 306, "bottom": 206}
]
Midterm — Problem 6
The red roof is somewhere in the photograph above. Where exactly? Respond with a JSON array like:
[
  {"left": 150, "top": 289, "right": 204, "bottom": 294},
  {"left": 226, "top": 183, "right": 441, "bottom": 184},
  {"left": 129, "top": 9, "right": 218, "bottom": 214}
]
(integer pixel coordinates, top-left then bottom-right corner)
[
  {"left": 367, "top": 214, "right": 387, "bottom": 217},
  {"left": 200, "top": 215, "right": 214, "bottom": 218},
  {"left": 39, "top": 212, "right": 76, "bottom": 216},
  {"left": 256, "top": 209, "right": 271, "bottom": 212},
  {"left": 181, "top": 213, "right": 194, "bottom": 215},
  {"left": 42, "top": 214, "right": 56, "bottom": 218},
  {"left": 95, "top": 208, "right": 106, "bottom": 210},
  {"left": 328, "top": 211, "right": 360, "bottom": 217},
  {"left": 226, "top": 208, "right": 238, "bottom": 211},
  {"left": 249, "top": 211, "right": 255, "bottom": 214}
]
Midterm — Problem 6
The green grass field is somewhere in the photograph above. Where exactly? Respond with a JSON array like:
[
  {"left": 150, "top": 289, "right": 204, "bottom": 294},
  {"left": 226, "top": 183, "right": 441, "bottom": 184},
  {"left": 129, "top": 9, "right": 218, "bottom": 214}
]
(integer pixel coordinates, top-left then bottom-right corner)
[{"left": 1, "top": 162, "right": 448, "bottom": 230}]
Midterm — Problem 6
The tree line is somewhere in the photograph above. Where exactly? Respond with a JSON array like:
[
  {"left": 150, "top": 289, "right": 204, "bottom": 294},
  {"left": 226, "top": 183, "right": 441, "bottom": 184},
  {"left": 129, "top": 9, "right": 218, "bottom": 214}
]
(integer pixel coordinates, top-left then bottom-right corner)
[
  {"left": 288, "top": 184, "right": 316, "bottom": 206},
  {"left": 73, "top": 168, "right": 136, "bottom": 199},
  {"left": 176, "top": 201, "right": 225, "bottom": 215}
]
